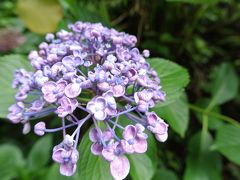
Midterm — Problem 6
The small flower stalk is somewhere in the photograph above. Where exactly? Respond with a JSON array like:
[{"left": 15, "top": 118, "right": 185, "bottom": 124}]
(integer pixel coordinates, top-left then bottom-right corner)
[{"left": 8, "top": 21, "right": 168, "bottom": 180}]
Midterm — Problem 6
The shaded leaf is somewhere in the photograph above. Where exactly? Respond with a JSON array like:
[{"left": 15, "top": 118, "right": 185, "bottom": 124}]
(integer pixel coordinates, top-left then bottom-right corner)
[
  {"left": 27, "top": 135, "right": 52, "bottom": 171},
  {"left": 153, "top": 94, "right": 189, "bottom": 137},
  {"left": 148, "top": 58, "right": 189, "bottom": 106},
  {"left": 213, "top": 124, "right": 240, "bottom": 165},
  {"left": 129, "top": 153, "right": 155, "bottom": 180},
  {"left": 17, "top": 0, "right": 63, "bottom": 34},
  {"left": 0, "top": 144, "right": 25, "bottom": 180},
  {"left": 153, "top": 169, "right": 179, "bottom": 180},
  {"left": 184, "top": 132, "right": 222, "bottom": 180},
  {"left": 208, "top": 63, "right": 238, "bottom": 109},
  {"left": 0, "top": 54, "right": 31, "bottom": 118}
]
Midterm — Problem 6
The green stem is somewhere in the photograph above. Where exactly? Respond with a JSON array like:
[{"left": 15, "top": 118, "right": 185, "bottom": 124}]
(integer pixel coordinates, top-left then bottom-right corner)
[{"left": 188, "top": 103, "right": 240, "bottom": 127}]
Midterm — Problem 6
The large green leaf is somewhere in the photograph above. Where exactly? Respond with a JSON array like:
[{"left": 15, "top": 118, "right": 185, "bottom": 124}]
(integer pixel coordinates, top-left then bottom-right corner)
[
  {"left": 208, "top": 63, "right": 238, "bottom": 109},
  {"left": 148, "top": 58, "right": 189, "bottom": 106},
  {"left": 0, "top": 54, "right": 32, "bottom": 118},
  {"left": 153, "top": 169, "right": 179, "bottom": 180},
  {"left": 153, "top": 94, "right": 189, "bottom": 137},
  {"left": 129, "top": 154, "right": 155, "bottom": 180},
  {"left": 0, "top": 144, "right": 25, "bottom": 180},
  {"left": 212, "top": 125, "right": 240, "bottom": 165},
  {"left": 27, "top": 135, "right": 52, "bottom": 171},
  {"left": 184, "top": 132, "right": 222, "bottom": 180},
  {"left": 78, "top": 128, "right": 113, "bottom": 180},
  {"left": 17, "top": 0, "right": 63, "bottom": 34}
]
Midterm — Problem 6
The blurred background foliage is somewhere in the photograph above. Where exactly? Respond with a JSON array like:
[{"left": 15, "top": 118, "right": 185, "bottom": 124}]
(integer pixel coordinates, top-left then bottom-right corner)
[{"left": 0, "top": 0, "right": 240, "bottom": 180}]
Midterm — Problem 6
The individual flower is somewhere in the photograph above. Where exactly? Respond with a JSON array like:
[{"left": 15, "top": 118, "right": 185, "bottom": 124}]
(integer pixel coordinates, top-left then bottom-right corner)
[
  {"left": 52, "top": 147, "right": 79, "bottom": 176},
  {"left": 42, "top": 80, "right": 67, "bottom": 103},
  {"left": 102, "top": 140, "right": 130, "bottom": 180},
  {"left": 7, "top": 102, "right": 24, "bottom": 123},
  {"left": 146, "top": 112, "right": 168, "bottom": 142},
  {"left": 55, "top": 96, "right": 78, "bottom": 117},
  {"left": 34, "top": 121, "right": 46, "bottom": 136},
  {"left": 89, "top": 128, "right": 112, "bottom": 155},
  {"left": 121, "top": 124, "right": 148, "bottom": 154},
  {"left": 86, "top": 97, "right": 107, "bottom": 120}
]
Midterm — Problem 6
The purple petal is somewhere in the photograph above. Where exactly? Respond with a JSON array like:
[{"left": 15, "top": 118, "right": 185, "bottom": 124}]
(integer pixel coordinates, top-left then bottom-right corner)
[
  {"left": 52, "top": 148, "right": 64, "bottom": 163},
  {"left": 110, "top": 156, "right": 130, "bottom": 180},
  {"left": 112, "top": 85, "right": 125, "bottom": 97},
  {"left": 123, "top": 125, "right": 136, "bottom": 141},
  {"left": 91, "top": 143, "right": 103, "bottom": 155},
  {"left": 42, "top": 81, "right": 56, "bottom": 94},
  {"left": 133, "top": 138, "right": 147, "bottom": 153},
  {"left": 60, "top": 163, "right": 77, "bottom": 177},
  {"left": 64, "top": 83, "right": 81, "bottom": 98},
  {"left": 44, "top": 93, "right": 57, "bottom": 103},
  {"left": 146, "top": 112, "right": 158, "bottom": 125},
  {"left": 102, "top": 130, "right": 112, "bottom": 141},
  {"left": 95, "top": 97, "right": 107, "bottom": 109},
  {"left": 121, "top": 140, "right": 134, "bottom": 154},
  {"left": 86, "top": 101, "right": 96, "bottom": 114},
  {"left": 89, "top": 128, "right": 98, "bottom": 142},
  {"left": 102, "top": 147, "right": 115, "bottom": 162}
]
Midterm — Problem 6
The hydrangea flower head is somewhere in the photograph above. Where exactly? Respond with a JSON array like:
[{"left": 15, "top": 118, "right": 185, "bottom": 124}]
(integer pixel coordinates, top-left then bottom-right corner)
[{"left": 8, "top": 21, "right": 168, "bottom": 179}]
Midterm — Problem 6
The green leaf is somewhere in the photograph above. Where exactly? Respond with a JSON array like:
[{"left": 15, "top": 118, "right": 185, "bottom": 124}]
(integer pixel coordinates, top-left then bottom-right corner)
[
  {"left": 46, "top": 164, "right": 79, "bottom": 180},
  {"left": 27, "top": 135, "right": 52, "bottom": 171},
  {"left": 148, "top": 58, "right": 189, "bottom": 106},
  {"left": 129, "top": 154, "right": 155, "bottom": 180},
  {"left": 212, "top": 124, "right": 240, "bottom": 165},
  {"left": 0, "top": 54, "right": 32, "bottom": 118},
  {"left": 208, "top": 63, "right": 238, "bottom": 109},
  {"left": 184, "top": 132, "right": 222, "bottom": 180},
  {"left": 0, "top": 144, "right": 25, "bottom": 180},
  {"left": 145, "top": 132, "right": 158, "bottom": 171},
  {"left": 195, "top": 98, "right": 224, "bottom": 130},
  {"left": 17, "top": 0, "right": 63, "bottom": 34},
  {"left": 78, "top": 128, "right": 113, "bottom": 180},
  {"left": 153, "top": 169, "right": 179, "bottom": 180},
  {"left": 153, "top": 94, "right": 189, "bottom": 137}
]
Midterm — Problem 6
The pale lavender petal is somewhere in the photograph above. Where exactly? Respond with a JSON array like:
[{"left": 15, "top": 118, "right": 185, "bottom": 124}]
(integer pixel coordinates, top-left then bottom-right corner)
[
  {"left": 64, "top": 83, "right": 81, "bottom": 98},
  {"left": 155, "top": 133, "right": 168, "bottom": 142},
  {"left": 44, "top": 93, "right": 57, "bottom": 103},
  {"left": 42, "top": 81, "right": 56, "bottom": 94},
  {"left": 102, "top": 130, "right": 112, "bottom": 141},
  {"left": 94, "top": 110, "right": 107, "bottom": 121},
  {"left": 89, "top": 128, "right": 98, "bottom": 142},
  {"left": 121, "top": 140, "right": 134, "bottom": 154},
  {"left": 102, "top": 147, "right": 115, "bottom": 162},
  {"left": 133, "top": 138, "right": 147, "bottom": 153},
  {"left": 112, "top": 85, "right": 125, "bottom": 97},
  {"left": 60, "top": 163, "right": 77, "bottom": 177},
  {"left": 86, "top": 101, "right": 96, "bottom": 114},
  {"left": 52, "top": 148, "right": 64, "bottom": 163},
  {"left": 95, "top": 97, "right": 107, "bottom": 109},
  {"left": 123, "top": 125, "right": 136, "bottom": 141},
  {"left": 110, "top": 156, "right": 130, "bottom": 180}
]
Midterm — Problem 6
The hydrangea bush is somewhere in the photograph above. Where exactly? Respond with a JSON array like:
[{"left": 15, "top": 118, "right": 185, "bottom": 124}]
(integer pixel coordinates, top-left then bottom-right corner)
[{"left": 7, "top": 22, "right": 169, "bottom": 180}]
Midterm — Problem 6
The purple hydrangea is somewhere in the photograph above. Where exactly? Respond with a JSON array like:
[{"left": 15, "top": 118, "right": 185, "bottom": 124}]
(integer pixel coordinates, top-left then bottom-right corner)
[{"left": 7, "top": 21, "right": 169, "bottom": 179}]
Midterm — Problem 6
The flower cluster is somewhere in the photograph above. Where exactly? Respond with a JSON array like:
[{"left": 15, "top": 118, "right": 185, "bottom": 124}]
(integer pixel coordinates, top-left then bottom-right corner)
[{"left": 8, "top": 21, "right": 168, "bottom": 180}]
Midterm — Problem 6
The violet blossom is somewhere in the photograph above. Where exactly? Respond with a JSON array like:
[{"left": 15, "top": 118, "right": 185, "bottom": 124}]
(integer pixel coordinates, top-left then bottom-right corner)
[{"left": 7, "top": 21, "right": 169, "bottom": 179}]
